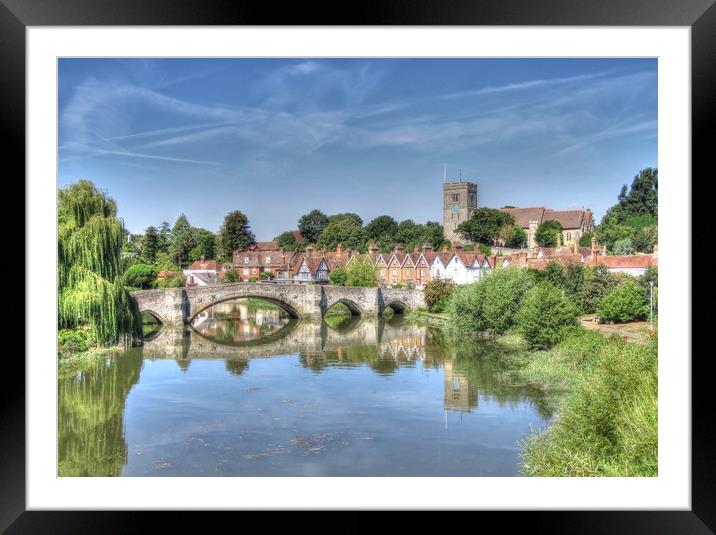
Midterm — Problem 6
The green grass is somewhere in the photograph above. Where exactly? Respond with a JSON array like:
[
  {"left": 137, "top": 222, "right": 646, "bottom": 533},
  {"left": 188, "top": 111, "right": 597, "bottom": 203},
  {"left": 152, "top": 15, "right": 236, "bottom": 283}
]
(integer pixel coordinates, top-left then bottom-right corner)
[
  {"left": 509, "top": 328, "right": 658, "bottom": 476},
  {"left": 324, "top": 302, "right": 353, "bottom": 316}
]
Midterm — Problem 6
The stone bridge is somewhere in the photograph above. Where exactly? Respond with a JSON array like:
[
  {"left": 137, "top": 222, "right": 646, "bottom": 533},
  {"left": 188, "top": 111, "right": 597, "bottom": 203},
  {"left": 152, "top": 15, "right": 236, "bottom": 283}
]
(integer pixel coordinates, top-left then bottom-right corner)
[{"left": 130, "top": 283, "right": 426, "bottom": 325}]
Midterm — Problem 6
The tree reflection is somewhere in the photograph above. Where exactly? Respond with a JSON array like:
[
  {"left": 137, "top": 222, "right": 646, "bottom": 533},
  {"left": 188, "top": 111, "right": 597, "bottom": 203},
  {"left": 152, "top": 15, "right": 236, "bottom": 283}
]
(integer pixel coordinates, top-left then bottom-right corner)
[{"left": 58, "top": 349, "right": 143, "bottom": 476}]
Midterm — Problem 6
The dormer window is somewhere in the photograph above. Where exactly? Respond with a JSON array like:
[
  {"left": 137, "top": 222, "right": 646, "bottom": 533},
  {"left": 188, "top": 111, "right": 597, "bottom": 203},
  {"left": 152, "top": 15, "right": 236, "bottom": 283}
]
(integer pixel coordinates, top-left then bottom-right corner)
[
  {"left": 266, "top": 256, "right": 271, "bottom": 263},
  {"left": 244, "top": 257, "right": 249, "bottom": 264}
]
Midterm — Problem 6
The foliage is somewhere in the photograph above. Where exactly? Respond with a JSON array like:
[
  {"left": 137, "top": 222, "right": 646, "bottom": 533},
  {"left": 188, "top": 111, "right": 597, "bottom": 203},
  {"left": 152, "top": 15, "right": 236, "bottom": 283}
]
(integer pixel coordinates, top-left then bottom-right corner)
[
  {"left": 597, "top": 281, "right": 648, "bottom": 323},
  {"left": 520, "top": 332, "right": 657, "bottom": 476},
  {"left": 168, "top": 213, "right": 196, "bottom": 267},
  {"left": 222, "top": 267, "right": 241, "bottom": 283},
  {"left": 505, "top": 225, "right": 527, "bottom": 248},
  {"left": 275, "top": 231, "right": 297, "bottom": 251},
  {"left": 456, "top": 207, "right": 514, "bottom": 244},
  {"left": 447, "top": 267, "right": 534, "bottom": 335},
  {"left": 329, "top": 266, "right": 348, "bottom": 286},
  {"left": 259, "top": 271, "right": 273, "bottom": 280},
  {"left": 577, "top": 265, "right": 621, "bottom": 314},
  {"left": 328, "top": 212, "right": 363, "bottom": 227},
  {"left": 424, "top": 279, "right": 455, "bottom": 312},
  {"left": 613, "top": 237, "right": 635, "bottom": 255},
  {"left": 157, "top": 221, "right": 171, "bottom": 253},
  {"left": 517, "top": 284, "right": 579, "bottom": 349},
  {"left": 535, "top": 220, "right": 563, "bottom": 247},
  {"left": 58, "top": 180, "right": 142, "bottom": 346},
  {"left": 478, "top": 243, "right": 492, "bottom": 255},
  {"left": 317, "top": 218, "right": 367, "bottom": 251},
  {"left": 157, "top": 272, "right": 185, "bottom": 288},
  {"left": 58, "top": 328, "right": 96, "bottom": 356},
  {"left": 141, "top": 226, "right": 159, "bottom": 263},
  {"left": 122, "top": 263, "right": 157, "bottom": 289},
  {"left": 345, "top": 260, "right": 378, "bottom": 287},
  {"left": 632, "top": 225, "right": 658, "bottom": 253},
  {"left": 298, "top": 209, "right": 329, "bottom": 243},
  {"left": 248, "top": 276, "right": 258, "bottom": 283},
  {"left": 190, "top": 228, "right": 217, "bottom": 261},
  {"left": 154, "top": 251, "right": 179, "bottom": 272},
  {"left": 218, "top": 210, "right": 255, "bottom": 260},
  {"left": 579, "top": 231, "right": 594, "bottom": 247}
]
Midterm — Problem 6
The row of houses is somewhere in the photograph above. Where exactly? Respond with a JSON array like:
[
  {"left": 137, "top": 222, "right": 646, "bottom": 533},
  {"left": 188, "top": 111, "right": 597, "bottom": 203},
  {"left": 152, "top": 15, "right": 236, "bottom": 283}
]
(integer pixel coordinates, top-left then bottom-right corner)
[{"left": 182, "top": 237, "right": 657, "bottom": 287}]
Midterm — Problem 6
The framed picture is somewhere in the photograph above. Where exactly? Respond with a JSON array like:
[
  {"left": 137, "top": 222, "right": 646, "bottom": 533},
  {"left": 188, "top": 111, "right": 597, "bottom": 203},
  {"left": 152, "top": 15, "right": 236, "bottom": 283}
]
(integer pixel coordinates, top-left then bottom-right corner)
[{"left": 6, "top": 0, "right": 709, "bottom": 530}]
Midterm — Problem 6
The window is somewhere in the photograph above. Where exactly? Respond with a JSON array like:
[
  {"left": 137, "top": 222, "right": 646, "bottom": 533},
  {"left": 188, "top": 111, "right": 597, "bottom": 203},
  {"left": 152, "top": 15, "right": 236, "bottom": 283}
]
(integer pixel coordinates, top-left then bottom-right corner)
[
  {"left": 421, "top": 269, "right": 425, "bottom": 277},
  {"left": 266, "top": 256, "right": 271, "bottom": 263},
  {"left": 470, "top": 194, "right": 475, "bottom": 204},
  {"left": 244, "top": 257, "right": 249, "bottom": 264},
  {"left": 243, "top": 268, "right": 249, "bottom": 275},
  {"left": 252, "top": 268, "right": 257, "bottom": 274},
  {"left": 566, "top": 233, "right": 571, "bottom": 242},
  {"left": 452, "top": 193, "right": 459, "bottom": 202}
]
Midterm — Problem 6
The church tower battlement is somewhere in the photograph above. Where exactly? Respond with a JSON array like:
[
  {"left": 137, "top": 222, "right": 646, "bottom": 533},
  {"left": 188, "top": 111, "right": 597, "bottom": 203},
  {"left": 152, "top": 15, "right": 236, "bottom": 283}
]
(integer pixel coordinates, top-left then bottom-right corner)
[{"left": 443, "top": 180, "right": 477, "bottom": 244}]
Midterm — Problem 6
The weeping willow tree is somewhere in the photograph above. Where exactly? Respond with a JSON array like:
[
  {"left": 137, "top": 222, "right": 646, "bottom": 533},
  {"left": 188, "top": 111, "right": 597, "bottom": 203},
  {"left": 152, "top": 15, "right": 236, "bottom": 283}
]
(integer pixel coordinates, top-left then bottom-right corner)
[{"left": 58, "top": 180, "right": 142, "bottom": 346}]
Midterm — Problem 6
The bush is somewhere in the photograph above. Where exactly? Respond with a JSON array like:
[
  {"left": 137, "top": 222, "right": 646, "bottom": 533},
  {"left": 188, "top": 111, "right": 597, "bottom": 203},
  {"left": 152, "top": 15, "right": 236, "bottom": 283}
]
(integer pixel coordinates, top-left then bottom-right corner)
[
  {"left": 577, "top": 265, "right": 620, "bottom": 313},
  {"left": 123, "top": 263, "right": 157, "bottom": 289},
  {"left": 259, "top": 271, "right": 273, "bottom": 280},
  {"left": 222, "top": 268, "right": 241, "bottom": 283},
  {"left": 157, "top": 273, "right": 185, "bottom": 288},
  {"left": 424, "top": 279, "right": 455, "bottom": 312},
  {"left": 597, "top": 281, "right": 648, "bottom": 323},
  {"left": 58, "top": 328, "right": 95, "bottom": 355},
  {"left": 478, "top": 243, "right": 491, "bottom": 255},
  {"left": 248, "top": 276, "right": 258, "bottom": 283},
  {"left": 345, "top": 261, "right": 378, "bottom": 287},
  {"left": 613, "top": 238, "right": 635, "bottom": 255},
  {"left": 517, "top": 283, "right": 579, "bottom": 349},
  {"left": 447, "top": 267, "right": 534, "bottom": 335},
  {"left": 329, "top": 267, "right": 348, "bottom": 286}
]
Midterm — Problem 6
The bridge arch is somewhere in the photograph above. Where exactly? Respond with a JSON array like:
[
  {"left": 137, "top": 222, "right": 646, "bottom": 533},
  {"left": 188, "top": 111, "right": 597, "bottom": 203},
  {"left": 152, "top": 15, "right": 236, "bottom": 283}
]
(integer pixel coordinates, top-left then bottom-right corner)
[
  {"left": 324, "top": 298, "right": 364, "bottom": 316},
  {"left": 188, "top": 294, "right": 301, "bottom": 323},
  {"left": 384, "top": 300, "right": 409, "bottom": 313}
]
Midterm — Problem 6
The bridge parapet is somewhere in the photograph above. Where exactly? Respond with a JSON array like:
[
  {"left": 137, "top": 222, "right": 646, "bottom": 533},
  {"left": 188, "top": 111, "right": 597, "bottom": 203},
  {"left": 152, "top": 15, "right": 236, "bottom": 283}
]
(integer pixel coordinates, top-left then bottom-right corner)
[{"left": 131, "top": 283, "right": 425, "bottom": 325}]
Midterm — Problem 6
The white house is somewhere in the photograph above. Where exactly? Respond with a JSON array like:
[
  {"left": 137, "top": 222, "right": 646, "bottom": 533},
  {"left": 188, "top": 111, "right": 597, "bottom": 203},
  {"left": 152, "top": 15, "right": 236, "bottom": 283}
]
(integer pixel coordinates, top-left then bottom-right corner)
[{"left": 293, "top": 257, "right": 329, "bottom": 283}]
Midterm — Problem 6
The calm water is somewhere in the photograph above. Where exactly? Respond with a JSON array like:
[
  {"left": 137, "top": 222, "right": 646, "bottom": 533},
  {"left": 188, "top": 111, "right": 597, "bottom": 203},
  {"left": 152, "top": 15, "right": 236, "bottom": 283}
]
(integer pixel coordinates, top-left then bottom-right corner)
[{"left": 59, "top": 299, "right": 551, "bottom": 477}]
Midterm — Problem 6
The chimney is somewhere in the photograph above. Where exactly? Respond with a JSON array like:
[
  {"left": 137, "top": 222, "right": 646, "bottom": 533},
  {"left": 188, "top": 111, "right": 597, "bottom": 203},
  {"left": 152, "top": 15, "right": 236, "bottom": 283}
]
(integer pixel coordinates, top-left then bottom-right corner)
[
  {"left": 591, "top": 235, "right": 598, "bottom": 264},
  {"left": 413, "top": 244, "right": 420, "bottom": 253},
  {"left": 453, "top": 242, "right": 463, "bottom": 252},
  {"left": 336, "top": 243, "right": 345, "bottom": 254},
  {"left": 442, "top": 243, "right": 450, "bottom": 252},
  {"left": 422, "top": 242, "right": 433, "bottom": 253},
  {"left": 653, "top": 243, "right": 658, "bottom": 258},
  {"left": 602, "top": 244, "right": 607, "bottom": 256},
  {"left": 368, "top": 242, "right": 379, "bottom": 255},
  {"left": 306, "top": 244, "right": 315, "bottom": 257},
  {"left": 394, "top": 244, "right": 405, "bottom": 254}
]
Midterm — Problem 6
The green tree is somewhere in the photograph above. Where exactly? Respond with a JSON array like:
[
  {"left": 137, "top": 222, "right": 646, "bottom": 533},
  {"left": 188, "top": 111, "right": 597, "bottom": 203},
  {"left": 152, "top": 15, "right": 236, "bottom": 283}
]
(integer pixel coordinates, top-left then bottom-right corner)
[
  {"left": 122, "top": 264, "right": 157, "bottom": 289},
  {"left": 345, "top": 261, "right": 378, "bottom": 287},
  {"left": 632, "top": 225, "right": 658, "bottom": 253},
  {"left": 142, "top": 226, "right": 159, "bottom": 263},
  {"left": 218, "top": 210, "right": 255, "bottom": 260},
  {"left": 366, "top": 215, "right": 398, "bottom": 243},
  {"left": 613, "top": 238, "right": 635, "bottom": 255},
  {"left": 517, "top": 283, "right": 579, "bottom": 349},
  {"left": 317, "top": 218, "right": 367, "bottom": 251},
  {"left": 597, "top": 281, "right": 648, "bottom": 323},
  {"left": 168, "top": 213, "right": 196, "bottom": 267},
  {"left": 157, "top": 272, "right": 185, "bottom": 288},
  {"left": 422, "top": 221, "right": 445, "bottom": 249},
  {"left": 579, "top": 231, "right": 594, "bottom": 247},
  {"left": 329, "top": 267, "right": 348, "bottom": 286},
  {"left": 577, "top": 265, "right": 620, "bottom": 313},
  {"left": 275, "top": 231, "right": 297, "bottom": 251},
  {"left": 329, "top": 212, "right": 363, "bottom": 227},
  {"left": 457, "top": 207, "right": 514, "bottom": 244},
  {"left": 396, "top": 219, "right": 423, "bottom": 247},
  {"left": 298, "top": 209, "right": 329, "bottom": 243},
  {"left": 506, "top": 225, "right": 527, "bottom": 248},
  {"left": 190, "top": 228, "right": 217, "bottom": 261},
  {"left": 58, "top": 180, "right": 142, "bottom": 345},
  {"left": 447, "top": 267, "right": 534, "bottom": 335},
  {"left": 222, "top": 267, "right": 241, "bottom": 283},
  {"left": 543, "top": 261, "right": 565, "bottom": 288},
  {"left": 157, "top": 221, "right": 171, "bottom": 253},
  {"left": 535, "top": 220, "right": 563, "bottom": 247}
]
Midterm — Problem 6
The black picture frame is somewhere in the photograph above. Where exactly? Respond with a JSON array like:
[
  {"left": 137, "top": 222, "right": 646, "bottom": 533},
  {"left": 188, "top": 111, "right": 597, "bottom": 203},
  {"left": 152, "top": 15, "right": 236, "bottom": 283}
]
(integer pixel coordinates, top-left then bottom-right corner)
[{"left": 3, "top": 0, "right": 709, "bottom": 531}]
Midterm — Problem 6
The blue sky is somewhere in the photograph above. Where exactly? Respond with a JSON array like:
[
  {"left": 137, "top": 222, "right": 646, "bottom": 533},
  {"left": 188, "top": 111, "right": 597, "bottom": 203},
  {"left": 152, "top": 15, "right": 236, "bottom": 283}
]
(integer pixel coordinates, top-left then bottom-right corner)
[{"left": 58, "top": 58, "right": 657, "bottom": 240}]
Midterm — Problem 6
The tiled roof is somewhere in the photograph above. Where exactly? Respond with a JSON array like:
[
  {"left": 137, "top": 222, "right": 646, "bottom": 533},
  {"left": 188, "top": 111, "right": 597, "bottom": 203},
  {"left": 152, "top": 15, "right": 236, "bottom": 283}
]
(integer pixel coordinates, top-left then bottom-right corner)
[
  {"left": 500, "top": 207, "right": 545, "bottom": 227},
  {"left": 543, "top": 209, "right": 586, "bottom": 229},
  {"left": 587, "top": 255, "right": 657, "bottom": 269},
  {"left": 186, "top": 259, "right": 221, "bottom": 272}
]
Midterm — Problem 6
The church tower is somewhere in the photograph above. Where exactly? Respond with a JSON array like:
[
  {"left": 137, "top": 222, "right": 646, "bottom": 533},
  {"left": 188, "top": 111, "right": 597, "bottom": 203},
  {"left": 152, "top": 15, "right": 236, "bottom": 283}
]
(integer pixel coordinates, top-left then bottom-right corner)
[{"left": 443, "top": 179, "right": 478, "bottom": 244}]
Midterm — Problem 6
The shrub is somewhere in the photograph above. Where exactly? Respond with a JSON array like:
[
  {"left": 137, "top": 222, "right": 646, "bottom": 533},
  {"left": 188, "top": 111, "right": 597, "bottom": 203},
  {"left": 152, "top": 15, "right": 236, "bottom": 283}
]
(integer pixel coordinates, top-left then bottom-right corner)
[
  {"left": 597, "top": 281, "right": 648, "bottom": 323},
  {"left": 248, "top": 276, "right": 258, "bottom": 283},
  {"left": 391, "top": 283, "right": 403, "bottom": 289},
  {"left": 123, "top": 263, "right": 157, "bottom": 289},
  {"left": 259, "top": 271, "right": 273, "bottom": 280},
  {"left": 157, "top": 273, "right": 185, "bottom": 288},
  {"left": 613, "top": 237, "right": 635, "bottom": 255},
  {"left": 424, "top": 279, "right": 455, "bottom": 312},
  {"left": 447, "top": 267, "right": 534, "bottom": 335},
  {"left": 222, "top": 268, "right": 241, "bottom": 283},
  {"left": 58, "top": 328, "right": 95, "bottom": 355},
  {"left": 517, "top": 283, "right": 579, "bottom": 349},
  {"left": 345, "top": 261, "right": 378, "bottom": 287},
  {"left": 329, "top": 267, "right": 348, "bottom": 286},
  {"left": 577, "top": 265, "right": 620, "bottom": 313},
  {"left": 478, "top": 243, "right": 491, "bottom": 255}
]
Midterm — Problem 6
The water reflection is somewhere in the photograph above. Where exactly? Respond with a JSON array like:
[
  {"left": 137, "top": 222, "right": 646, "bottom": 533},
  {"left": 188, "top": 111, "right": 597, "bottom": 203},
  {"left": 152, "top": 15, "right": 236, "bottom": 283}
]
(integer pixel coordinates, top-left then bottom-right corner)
[{"left": 59, "top": 299, "right": 552, "bottom": 476}]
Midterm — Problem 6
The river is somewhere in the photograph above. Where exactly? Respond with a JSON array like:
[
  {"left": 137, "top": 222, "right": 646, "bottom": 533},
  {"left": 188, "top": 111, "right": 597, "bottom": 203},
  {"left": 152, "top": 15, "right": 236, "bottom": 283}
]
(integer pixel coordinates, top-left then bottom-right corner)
[{"left": 58, "top": 298, "right": 551, "bottom": 476}]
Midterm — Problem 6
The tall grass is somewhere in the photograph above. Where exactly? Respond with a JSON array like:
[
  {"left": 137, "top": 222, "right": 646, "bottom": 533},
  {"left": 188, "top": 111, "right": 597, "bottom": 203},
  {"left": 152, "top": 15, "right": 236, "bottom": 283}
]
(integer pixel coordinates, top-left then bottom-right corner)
[{"left": 516, "top": 329, "right": 657, "bottom": 476}]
